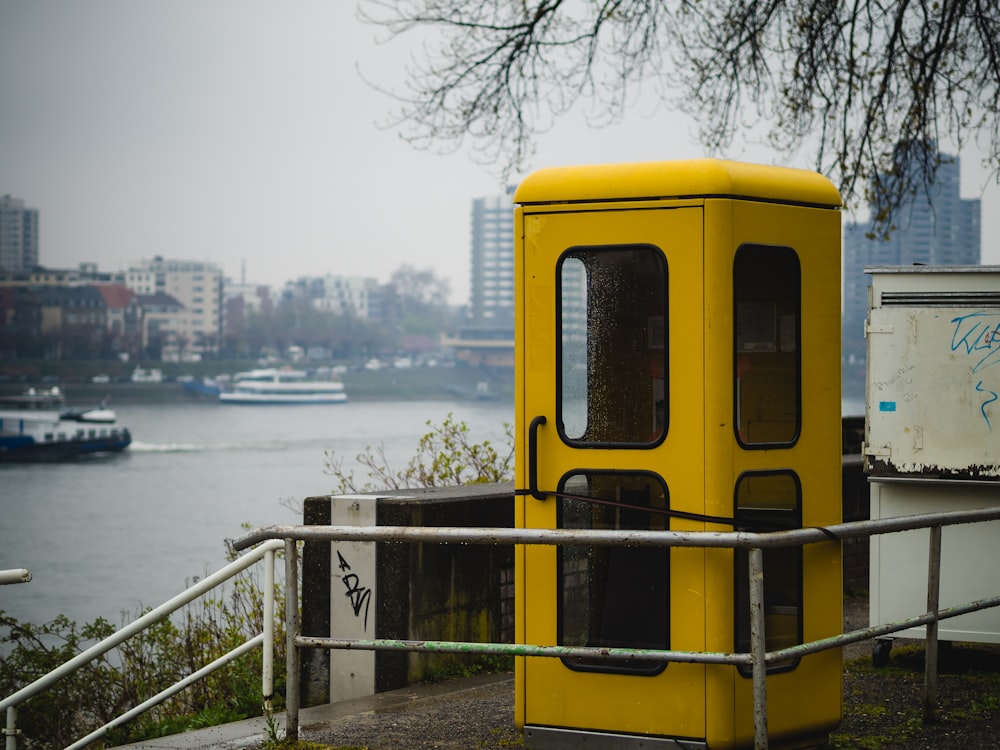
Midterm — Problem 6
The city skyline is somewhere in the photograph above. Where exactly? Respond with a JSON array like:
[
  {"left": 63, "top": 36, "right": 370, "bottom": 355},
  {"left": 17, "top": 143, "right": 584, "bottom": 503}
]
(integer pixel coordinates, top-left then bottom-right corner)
[{"left": 2, "top": 2, "right": 999, "bottom": 307}]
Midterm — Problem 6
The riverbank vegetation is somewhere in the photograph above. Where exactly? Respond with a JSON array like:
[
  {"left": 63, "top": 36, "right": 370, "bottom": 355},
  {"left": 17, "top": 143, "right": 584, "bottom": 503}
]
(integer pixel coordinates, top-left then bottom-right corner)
[{"left": 324, "top": 412, "right": 513, "bottom": 493}]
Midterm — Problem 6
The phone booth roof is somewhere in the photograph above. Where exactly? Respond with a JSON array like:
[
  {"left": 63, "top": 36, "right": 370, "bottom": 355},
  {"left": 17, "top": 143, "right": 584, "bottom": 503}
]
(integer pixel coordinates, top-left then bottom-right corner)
[{"left": 513, "top": 158, "right": 842, "bottom": 208}]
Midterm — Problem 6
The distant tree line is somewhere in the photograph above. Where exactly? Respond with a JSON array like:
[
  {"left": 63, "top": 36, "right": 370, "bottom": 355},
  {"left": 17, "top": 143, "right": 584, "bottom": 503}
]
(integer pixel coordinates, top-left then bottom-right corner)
[
  {"left": 220, "top": 265, "right": 458, "bottom": 361},
  {"left": 0, "top": 264, "right": 460, "bottom": 364}
]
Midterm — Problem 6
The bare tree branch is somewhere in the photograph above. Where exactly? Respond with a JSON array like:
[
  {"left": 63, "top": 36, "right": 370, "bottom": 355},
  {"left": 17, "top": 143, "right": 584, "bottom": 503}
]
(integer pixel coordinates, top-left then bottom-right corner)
[{"left": 360, "top": 0, "right": 1000, "bottom": 231}]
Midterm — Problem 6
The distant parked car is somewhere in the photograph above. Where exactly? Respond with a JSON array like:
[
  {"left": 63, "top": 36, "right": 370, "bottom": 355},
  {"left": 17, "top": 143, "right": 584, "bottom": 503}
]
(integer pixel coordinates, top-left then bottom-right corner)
[{"left": 91, "top": 374, "right": 111, "bottom": 384}]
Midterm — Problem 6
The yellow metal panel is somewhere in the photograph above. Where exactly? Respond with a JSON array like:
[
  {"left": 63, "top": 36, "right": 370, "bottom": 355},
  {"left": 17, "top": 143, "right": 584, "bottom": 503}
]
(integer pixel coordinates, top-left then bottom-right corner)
[
  {"left": 513, "top": 205, "right": 528, "bottom": 732},
  {"left": 731, "top": 649, "right": 842, "bottom": 747},
  {"left": 702, "top": 198, "right": 842, "bottom": 747},
  {"left": 725, "top": 201, "right": 843, "bottom": 522},
  {"left": 514, "top": 159, "right": 842, "bottom": 209},
  {"left": 516, "top": 205, "right": 708, "bottom": 738},
  {"left": 701, "top": 200, "right": 740, "bottom": 745}
]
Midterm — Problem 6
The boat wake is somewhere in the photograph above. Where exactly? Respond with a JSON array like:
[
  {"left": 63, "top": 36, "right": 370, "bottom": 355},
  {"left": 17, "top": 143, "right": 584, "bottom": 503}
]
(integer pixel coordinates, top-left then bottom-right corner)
[
  {"left": 128, "top": 438, "right": 308, "bottom": 454},
  {"left": 129, "top": 441, "right": 234, "bottom": 453}
]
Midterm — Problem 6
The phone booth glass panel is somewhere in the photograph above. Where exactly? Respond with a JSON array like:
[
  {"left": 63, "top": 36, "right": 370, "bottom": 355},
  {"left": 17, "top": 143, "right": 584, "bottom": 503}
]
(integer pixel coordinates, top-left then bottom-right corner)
[
  {"left": 734, "top": 245, "right": 801, "bottom": 446},
  {"left": 734, "top": 471, "right": 802, "bottom": 675},
  {"left": 558, "top": 246, "right": 667, "bottom": 445},
  {"left": 558, "top": 471, "right": 670, "bottom": 674}
]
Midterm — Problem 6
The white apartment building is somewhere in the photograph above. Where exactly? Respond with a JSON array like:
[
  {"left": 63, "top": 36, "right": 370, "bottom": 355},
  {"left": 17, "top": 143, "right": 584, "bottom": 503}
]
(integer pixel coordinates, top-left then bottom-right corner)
[
  {"left": 125, "top": 256, "right": 223, "bottom": 353},
  {"left": 289, "top": 274, "right": 375, "bottom": 318}
]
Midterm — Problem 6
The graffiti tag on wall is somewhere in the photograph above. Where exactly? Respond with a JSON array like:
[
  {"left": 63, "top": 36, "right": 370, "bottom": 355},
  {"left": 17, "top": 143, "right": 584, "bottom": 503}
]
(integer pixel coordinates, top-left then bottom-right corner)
[{"left": 336, "top": 549, "right": 372, "bottom": 631}]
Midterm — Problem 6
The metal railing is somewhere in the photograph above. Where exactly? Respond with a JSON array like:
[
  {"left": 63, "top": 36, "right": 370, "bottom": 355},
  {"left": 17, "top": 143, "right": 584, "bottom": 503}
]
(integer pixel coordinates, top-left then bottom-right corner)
[
  {"left": 4, "top": 507, "right": 998, "bottom": 750},
  {"left": 231, "top": 505, "right": 1000, "bottom": 750},
  {"left": 0, "top": 539, "right": 283, "bottom": 750}
]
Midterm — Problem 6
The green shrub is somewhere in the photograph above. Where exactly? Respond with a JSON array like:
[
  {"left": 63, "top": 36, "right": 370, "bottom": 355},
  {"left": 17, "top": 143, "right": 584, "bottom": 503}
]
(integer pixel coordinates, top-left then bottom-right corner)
[{"left": 324, "top": 413, "right": 514, "bottom": 492}]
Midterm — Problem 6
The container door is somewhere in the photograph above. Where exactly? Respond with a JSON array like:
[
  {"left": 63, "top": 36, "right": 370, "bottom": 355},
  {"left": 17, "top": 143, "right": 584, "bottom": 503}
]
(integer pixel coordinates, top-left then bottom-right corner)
[
  {"left": 520, "top": 206, "right": 707, "bottom": 740},
  {"left": 866, "top": 295, "right": 1000, "bottom": 479}
]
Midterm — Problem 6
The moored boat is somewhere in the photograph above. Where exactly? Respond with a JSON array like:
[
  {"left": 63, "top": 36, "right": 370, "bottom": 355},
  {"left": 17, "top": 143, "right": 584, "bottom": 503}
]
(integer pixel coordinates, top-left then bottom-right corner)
[
  {"left": 218, "top": 368, "right": 348, "bottom": 405},
  {"left": 0, "top": 388, "right": 132, "bottom": 462}
]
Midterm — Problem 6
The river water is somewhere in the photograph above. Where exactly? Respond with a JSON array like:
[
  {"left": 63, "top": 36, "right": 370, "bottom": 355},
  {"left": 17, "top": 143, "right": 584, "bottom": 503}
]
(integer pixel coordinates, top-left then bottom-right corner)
[
  {"left": 2, "top": 394, "right": 866, "bottom": 629},
  {"left": 0, "top": 399, "right": 513, "bottom": 628}
]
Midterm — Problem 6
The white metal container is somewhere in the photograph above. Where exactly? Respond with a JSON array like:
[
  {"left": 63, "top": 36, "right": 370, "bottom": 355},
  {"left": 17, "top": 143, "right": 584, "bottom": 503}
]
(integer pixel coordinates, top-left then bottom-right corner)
[
  {"left": 865, "top": 266, "right": 1000, "bottom": 654},
  {"left": 866, "top": 266, "right": 1000, "bottom": 479},
  {"left": 870, "top": 480, "right": 1000, "bottom": 643}
]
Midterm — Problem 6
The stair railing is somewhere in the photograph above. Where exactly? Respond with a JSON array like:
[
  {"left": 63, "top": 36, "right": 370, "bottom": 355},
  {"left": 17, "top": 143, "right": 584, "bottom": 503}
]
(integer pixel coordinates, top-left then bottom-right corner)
[{"left": 1, "top": 539, "right": 283, "bottom": 750}]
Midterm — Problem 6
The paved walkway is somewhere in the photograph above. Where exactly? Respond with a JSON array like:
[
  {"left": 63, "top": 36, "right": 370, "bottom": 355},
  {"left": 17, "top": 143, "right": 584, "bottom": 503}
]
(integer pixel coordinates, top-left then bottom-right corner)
[{"left": 115, "top": 672, "right": 515, "bottom": 749}]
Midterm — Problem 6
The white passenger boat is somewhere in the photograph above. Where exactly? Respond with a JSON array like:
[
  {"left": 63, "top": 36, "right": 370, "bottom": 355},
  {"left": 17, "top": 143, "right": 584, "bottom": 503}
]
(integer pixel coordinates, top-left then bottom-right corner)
[
  {"left": 0, "top": 388, "right": 132, "bottom": 462},
  {"left": 218, "top": 368, "right": 348, "bottom": 405}
]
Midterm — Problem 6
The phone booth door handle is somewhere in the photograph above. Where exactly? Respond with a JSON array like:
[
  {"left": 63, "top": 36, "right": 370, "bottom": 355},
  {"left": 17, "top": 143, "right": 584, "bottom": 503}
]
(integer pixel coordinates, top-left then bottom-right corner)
[{"left": 529, "top": 415, "right": 547, "bottom": 500}]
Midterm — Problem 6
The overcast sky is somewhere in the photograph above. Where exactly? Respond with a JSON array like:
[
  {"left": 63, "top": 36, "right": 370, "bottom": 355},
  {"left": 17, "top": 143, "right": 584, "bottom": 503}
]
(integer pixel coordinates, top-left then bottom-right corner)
[{"left": 2, "top": 1, "right": 997, "bottom": 306}]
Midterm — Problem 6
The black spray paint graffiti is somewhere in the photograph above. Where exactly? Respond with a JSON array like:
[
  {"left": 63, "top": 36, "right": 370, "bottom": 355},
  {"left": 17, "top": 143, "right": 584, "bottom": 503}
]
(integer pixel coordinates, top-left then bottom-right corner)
[{"left": 336, "top": 550, "right": 372, "bottom": 631}]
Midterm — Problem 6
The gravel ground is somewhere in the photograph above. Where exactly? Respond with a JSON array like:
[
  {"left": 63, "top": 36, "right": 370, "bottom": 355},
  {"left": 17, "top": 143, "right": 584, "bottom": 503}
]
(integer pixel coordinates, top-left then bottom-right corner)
[
  {"left": 289, "top": 596, "right": 1000, "bottom": 749},
  {"left": 833, "top": 596, "right": 1000, "bottom": 749}
]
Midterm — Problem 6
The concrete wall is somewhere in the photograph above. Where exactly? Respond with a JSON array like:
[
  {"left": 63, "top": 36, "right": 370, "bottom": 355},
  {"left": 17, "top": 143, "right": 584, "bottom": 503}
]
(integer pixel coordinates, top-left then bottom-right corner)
[{"left": 300, "top": 483, "right": 514, "bottom": 707}]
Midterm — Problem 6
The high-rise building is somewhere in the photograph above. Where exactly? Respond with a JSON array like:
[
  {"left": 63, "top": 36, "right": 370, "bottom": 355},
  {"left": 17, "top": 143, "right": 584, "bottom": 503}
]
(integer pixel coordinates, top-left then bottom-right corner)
[
  {"left": 842, "top": 153, "right": 981, "bottom": 367},
  {"left": 0, "top": 195, "right": 39, "bottom": 272},
  {"left": 469, "top": 186, "right": 516, "bottom": 327},
  {"left": 442, "top": 187, "right": 517, "bottom": 368}
]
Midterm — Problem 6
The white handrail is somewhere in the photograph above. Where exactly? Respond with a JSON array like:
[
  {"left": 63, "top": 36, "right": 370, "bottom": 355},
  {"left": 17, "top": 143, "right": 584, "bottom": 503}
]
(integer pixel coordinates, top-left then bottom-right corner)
[
  {"left": 1, "top": 539, "right": 283, "bottom": 750},
  {"left": 64, "top": 635, "right": 265, "bottom": 750}
]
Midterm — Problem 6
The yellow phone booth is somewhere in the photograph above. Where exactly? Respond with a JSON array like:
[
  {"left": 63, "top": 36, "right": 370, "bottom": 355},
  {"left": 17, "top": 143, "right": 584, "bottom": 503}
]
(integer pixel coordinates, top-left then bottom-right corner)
[{"left": 513, "top": 160, "right": 843, "bottom": 748}]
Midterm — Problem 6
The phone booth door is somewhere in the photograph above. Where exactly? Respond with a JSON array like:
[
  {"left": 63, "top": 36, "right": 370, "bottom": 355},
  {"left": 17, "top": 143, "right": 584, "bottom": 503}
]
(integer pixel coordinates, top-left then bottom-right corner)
[{"left": 519, "top": 205, "right": 709, "bottom": 743}]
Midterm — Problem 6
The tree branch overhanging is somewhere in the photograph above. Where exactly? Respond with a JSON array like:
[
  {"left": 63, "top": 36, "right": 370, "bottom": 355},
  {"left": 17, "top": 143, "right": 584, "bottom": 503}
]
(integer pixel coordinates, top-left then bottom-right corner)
[{"left": 360, "top": 0, "right": 1000, "bottom": 231}]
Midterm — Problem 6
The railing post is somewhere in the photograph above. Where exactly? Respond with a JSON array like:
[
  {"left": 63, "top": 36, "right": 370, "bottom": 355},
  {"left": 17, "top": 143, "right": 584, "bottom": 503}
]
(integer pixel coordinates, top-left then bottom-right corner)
[
  {"left": 5, "top": 705, "right": 16, "bottom": 750},
  {"left": 263, "top": 547, "right": 275, "bottom": 715},
  {"left": 284, "top": 538, "right": 300, "bottom": 741},
  {"left": 924, "top": 525, "right": 942, "bottom": 723},
  {"left": 749, "top": 546, "right": 768, "bottom": 750}
]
